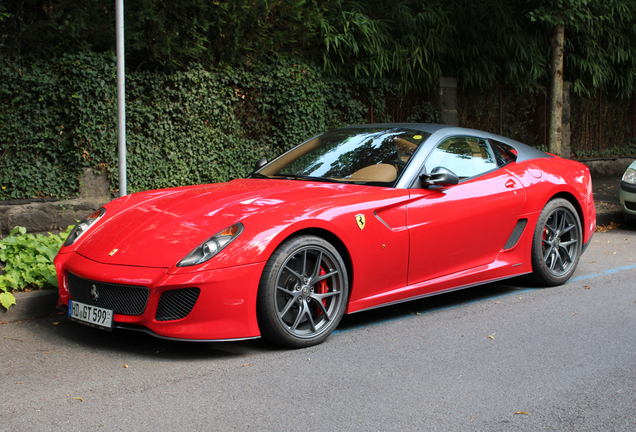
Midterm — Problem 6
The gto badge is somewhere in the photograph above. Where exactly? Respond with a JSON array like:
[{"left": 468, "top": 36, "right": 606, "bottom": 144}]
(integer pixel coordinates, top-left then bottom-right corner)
[
  {"left": 90, "top": 284, "right": 99, "bottom": 301},
  {"left": 355, "top": 214, "right": 366, "bottom": 230},
  {"left": 109, "top": 248, "right": 118, "bottom": 256}
]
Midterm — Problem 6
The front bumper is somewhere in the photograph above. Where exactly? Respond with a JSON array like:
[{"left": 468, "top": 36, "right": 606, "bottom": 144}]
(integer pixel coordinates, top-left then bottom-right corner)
[
  {"left": 620, "top": 181, "right": 636, "bottom": 220},
  {"left": 55, "top": 253, "right": 265, "bottom": 341}
]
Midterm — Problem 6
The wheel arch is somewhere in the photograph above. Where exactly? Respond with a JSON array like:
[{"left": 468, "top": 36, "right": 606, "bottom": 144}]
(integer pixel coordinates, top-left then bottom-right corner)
[
  {"left": 549, "top": 191, "right": 585, "bottom": 229},
  {"left": 279, "top": 227, "right": 354, "bottom": 302}
]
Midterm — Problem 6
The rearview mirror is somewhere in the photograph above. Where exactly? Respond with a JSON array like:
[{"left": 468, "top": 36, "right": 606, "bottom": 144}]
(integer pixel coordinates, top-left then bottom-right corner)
[
  {"left": 420, "top": 167, "right": 459, "bottom": 187},
  {"left": 253, "top": 158, "right": 268, "bottom": 172}
]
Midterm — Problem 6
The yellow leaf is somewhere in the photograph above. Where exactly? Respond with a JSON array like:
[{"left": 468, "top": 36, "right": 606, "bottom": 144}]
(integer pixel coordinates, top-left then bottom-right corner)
[
  {"left": 514, "top": 411, "right": 529, "bottom": 415},
  {"left": 72, "top": 397, "right": 84, "bottom": 402},
  {"left": 123, "top": 364, "right": 128, "bottom": 368}
]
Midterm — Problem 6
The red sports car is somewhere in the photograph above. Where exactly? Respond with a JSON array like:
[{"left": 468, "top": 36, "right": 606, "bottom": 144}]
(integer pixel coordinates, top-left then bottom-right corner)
[{"left": 55, "top": 124, "right": 595, "bottom": 347}]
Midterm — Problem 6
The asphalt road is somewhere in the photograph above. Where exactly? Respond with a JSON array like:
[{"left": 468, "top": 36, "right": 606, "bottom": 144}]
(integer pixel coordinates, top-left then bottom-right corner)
[{"left": 1, "top": 224, "right": 635, "bottom": 431}]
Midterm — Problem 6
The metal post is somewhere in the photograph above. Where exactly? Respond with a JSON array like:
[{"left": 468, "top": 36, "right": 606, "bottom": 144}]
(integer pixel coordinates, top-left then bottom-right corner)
[
  {"left": 116, "top": 0, "right": 127, "bottom": 196},
  {"left": 499, "top": 85, "right": 503, "bottom": 135}
]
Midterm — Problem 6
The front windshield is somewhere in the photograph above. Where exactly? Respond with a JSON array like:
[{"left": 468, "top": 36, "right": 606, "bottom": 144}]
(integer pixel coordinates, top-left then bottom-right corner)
[{"left": 256, "top": 127, "right": 430, "bottom": 186}]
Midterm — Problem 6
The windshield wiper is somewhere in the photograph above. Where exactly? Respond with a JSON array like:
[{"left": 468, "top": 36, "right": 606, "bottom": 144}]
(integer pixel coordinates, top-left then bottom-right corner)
[
  {"left": 248, "top": 172, "right": 270, "bottom": 179},
  {"left": 276, "top": 173, "right": 345, "bottom": 184}
]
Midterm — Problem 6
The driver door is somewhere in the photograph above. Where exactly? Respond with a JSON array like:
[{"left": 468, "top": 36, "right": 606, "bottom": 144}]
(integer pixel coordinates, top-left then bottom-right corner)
[{"left": 406, "top": 136, "right": 526, "bottom": 286}]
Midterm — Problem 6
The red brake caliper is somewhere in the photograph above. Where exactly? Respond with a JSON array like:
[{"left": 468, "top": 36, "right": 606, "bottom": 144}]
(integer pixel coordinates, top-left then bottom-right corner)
[{"left": 315, "top": 267, "right": 328, "bottom": 315}]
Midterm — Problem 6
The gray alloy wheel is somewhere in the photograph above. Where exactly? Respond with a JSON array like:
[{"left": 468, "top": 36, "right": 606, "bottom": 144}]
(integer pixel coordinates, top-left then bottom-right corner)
[
  {"left": 257, "top": 235, "right": 349, "bottom": 348},
  {"left": 531, "top": 198, "right": 582, "bottom": 286}
]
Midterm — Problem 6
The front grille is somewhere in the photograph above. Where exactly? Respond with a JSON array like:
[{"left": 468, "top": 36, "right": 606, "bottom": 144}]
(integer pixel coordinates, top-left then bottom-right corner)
[
  {"left": 155, "top": 288, "right": 200, "bottom": 321},
  {"left": 67, "top": 272, "right": 150, "bottom": 315},
  {"left": 625, "top": 201, "right": 636, "bottom": 211}
]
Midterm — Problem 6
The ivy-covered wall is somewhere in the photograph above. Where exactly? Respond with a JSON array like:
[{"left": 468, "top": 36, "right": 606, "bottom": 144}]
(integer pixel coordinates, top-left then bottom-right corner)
[{"left": 0, "top": 52, "right": 437, "bottom": 200}]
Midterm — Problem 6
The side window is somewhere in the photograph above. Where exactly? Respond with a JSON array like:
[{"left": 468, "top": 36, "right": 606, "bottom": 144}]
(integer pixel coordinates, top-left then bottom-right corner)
[
  {"left": 489, "top": 139, "right": 518, "bottom": 166},
  {"left": 424, "top": 136, "right": 498, "bottom": 179}
]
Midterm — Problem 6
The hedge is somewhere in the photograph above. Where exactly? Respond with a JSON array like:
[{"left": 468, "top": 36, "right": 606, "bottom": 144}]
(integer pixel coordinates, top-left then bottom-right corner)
[{"left": 0, "top": 52, "right": 437, "bottom": 200}]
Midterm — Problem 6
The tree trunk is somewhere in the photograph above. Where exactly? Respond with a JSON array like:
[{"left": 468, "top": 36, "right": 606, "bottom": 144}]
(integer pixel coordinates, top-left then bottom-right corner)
[{"left": 547, "top": 10, "right": 565, "bottom": 156}]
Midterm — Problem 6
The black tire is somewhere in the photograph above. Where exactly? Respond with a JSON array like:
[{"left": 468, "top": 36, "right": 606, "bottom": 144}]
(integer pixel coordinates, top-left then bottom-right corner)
[
  {"left": 256, "top": 235, "right": 349, "bottom": 348},
  {"left": 530, "top": 198, "right": 582, "bottom": 286}
]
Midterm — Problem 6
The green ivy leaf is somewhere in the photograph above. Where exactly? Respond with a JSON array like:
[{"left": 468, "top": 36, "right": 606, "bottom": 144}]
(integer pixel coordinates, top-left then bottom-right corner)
[{"left": 0, "top": 292, "right": 16, "bottom": 310}]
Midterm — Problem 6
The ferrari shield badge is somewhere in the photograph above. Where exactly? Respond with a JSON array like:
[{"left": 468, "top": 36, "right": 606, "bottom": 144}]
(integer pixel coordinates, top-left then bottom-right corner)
[{"left": 355, "top": 214, "right": 366, "bottom": 230}]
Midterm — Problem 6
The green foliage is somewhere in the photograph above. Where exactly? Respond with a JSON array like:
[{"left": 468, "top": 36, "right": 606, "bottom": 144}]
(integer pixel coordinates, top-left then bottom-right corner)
[
  {"left": 319, "top": 0, "right": 452, "bottom": 92},
  {"left": 0, "top": 226, "right": 72, "bottom": 310},
  {"left": 0, "top": 51, "right": 117, "bottom": 199},
  {"left": 1, "top": 52, "right": 437, "bottom": 199},
  {"left": 0, "top": 0, "right": 325, "bottom": 72},
  {"left": 528, "top": 0, "right": 636, "bottom": 97},
  {"left": 3, "top": 1, "right": 636, "bottom": 97},
  {"left": 571, "top": 142, "right": 636, "bottom": 159}
]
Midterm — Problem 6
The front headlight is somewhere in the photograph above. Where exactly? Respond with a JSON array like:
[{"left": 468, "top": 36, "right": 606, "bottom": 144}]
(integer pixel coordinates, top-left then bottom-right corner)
[
  {"left": 622, "top": 168, "right": 636, "bottom": 184},
  {"left": 63, "top": 208, "right": 106, "bottom": 247},
  {"left": 178, "top": 223, "right": 244, "bottom": 267}
]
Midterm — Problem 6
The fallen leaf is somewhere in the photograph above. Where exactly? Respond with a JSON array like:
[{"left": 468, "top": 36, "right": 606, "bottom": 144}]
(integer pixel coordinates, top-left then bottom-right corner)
[
  {"left": 241, "top": 363, "right": 251, "bottom": 367},
  {"left": 488, "top": 333, "right": 496, "bottom": 340},
  {"left": 514, "top": 411, "right": 529, "bottom": 415},
  {"left": 72, "top": 397, "right": 84, "bottom": 402},
  {"left": 588, "top": 261, "right": 596, "bottom": 263},
  {"left": 123, "top": 364, "right": 128, "bottom": 368},
  {"left": 495, "top": 301, "right": 500, "bottom": 304},
  {"left": 584, "top": 286, "right": 590, "bottom": 290}
]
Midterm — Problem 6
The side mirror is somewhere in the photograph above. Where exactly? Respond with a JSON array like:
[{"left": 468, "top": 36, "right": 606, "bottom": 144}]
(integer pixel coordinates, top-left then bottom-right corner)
[
  {"left": 420, "top": 167, "right": 459, "bottom": 187},
  {"left": 253, "top": 158, "right": 268, "bottom": 172}
]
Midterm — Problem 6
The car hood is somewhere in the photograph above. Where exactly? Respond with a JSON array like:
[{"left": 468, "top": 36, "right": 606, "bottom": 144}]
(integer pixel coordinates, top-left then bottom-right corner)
[{"left": 76, "top": 179, "right": 372, "bottom": 267}]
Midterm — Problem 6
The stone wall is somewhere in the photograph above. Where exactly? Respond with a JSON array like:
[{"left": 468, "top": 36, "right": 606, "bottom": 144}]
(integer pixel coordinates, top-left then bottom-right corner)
[
  {"left": 579, "top": 157, "right": 634, "bottom": 179},
  {"left": 0, "top": 169, "right": 111, "bottom": 236}
]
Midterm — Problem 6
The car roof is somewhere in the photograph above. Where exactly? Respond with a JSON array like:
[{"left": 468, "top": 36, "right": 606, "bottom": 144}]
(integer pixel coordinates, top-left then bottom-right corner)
[{"left": 340, "top": 123, "right": 551, "bottom": 163}]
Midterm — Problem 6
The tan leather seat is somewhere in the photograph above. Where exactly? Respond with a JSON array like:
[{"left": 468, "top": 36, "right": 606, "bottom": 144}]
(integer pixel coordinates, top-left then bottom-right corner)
[{"left": 347, "top": 164, "right": 397, "bottom": 182}]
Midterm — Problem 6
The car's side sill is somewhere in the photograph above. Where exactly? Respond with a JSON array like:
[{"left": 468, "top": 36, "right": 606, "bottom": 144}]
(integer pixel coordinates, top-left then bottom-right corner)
[{"left": 348, "top": 272, "right": 532, "bottom": 314}]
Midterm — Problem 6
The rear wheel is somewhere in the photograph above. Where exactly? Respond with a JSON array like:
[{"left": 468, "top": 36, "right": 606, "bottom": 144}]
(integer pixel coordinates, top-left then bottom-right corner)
[
  {"left": 530, "top": 198, "right": 582, "bottom": 286},
  {"left": 256, "top": 236, "right": 349, "bottom": 348}
]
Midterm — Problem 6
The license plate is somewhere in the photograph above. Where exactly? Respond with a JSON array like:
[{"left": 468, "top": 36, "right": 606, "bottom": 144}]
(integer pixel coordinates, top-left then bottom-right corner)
[{"left": 68, "top": 300, "right": 113, "bottom": 330}]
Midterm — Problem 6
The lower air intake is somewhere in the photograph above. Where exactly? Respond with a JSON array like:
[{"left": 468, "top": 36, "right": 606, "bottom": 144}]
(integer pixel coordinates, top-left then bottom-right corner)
[{"left": 155, "top": 288, "right": 200, "bottom": 321}]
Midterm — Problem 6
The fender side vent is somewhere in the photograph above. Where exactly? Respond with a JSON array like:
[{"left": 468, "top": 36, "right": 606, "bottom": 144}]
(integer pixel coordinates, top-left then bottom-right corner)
[{"left": 504, "top": 219, "right": 527, "bottom": 250}]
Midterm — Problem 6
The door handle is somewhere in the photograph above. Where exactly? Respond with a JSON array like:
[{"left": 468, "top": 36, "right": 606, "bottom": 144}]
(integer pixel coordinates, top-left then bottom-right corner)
[{"left": 505, "top": 179, "right": 516, "bottom": 189}]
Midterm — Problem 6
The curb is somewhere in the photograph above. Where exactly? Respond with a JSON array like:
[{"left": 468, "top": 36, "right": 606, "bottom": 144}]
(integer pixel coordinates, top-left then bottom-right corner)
[
  {"left": 1, "top": 289, "right": 59, "bottom": 323},
  {"left": 596, "top": 211, "right": 625, "bottom": 226}
]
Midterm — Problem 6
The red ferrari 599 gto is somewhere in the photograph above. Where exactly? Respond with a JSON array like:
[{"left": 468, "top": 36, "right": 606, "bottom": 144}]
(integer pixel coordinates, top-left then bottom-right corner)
[{"left": 55, "top": 124, "right": 595, "bottom": 347}]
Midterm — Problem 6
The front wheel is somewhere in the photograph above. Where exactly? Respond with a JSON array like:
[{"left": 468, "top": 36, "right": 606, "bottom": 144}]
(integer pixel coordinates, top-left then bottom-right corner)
[
  {"left": 256, "top": 235, "right": 349, "bottom": 348},
  {"left": 530, "top": 198, "right": 582, "bottom": 286}
]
